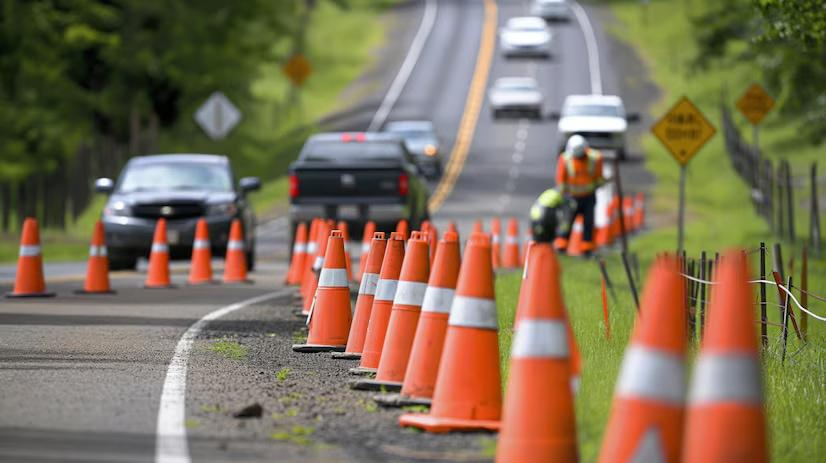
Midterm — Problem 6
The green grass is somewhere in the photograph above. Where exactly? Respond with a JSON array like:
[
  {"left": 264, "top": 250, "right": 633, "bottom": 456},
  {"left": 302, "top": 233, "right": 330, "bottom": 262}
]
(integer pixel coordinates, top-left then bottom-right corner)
[
  {"left": 207, "top": 338, "right": 249, "bottom": 360},
  {"left": 491, "top": 2, "right": 826, "bottom": 461},
  {"left": 270, "top": 425, "right": 316, "bottom": 446},
  {"left": 275, "top": 367, "right": 291, "bottom": 382}
]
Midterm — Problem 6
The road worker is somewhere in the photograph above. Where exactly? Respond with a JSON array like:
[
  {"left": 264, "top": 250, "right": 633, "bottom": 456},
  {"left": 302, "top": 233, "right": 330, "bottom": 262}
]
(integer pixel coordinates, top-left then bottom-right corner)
[
  {"left": 554, "top": 134, "right": 605, "bottom": 256},
  {"left": 529, "top": 188, "right": 570, "bottom": 243}
]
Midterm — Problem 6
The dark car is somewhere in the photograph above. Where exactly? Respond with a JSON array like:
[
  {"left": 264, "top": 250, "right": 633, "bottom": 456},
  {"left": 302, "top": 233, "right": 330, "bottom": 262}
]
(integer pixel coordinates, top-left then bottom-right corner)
[
  {"left": 95, "top": 154, "right": 260, "bottom": 270},
  {"left": 288, "top": 132, "right": 430, "bottom": 239},
  {"left": 382, "top": 120, "right": 442, "bottom": 180}
]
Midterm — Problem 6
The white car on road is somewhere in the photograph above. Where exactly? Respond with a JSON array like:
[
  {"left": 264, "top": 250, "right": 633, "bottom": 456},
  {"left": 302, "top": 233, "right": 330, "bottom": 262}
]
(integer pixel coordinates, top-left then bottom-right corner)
[
  {"left": 488, "top": 77, "right": 544, "bottom": 120},
  {"left": 555, "top": 94, "right": 636, "bottom": 159},
  {"left": 531, "top": 0, "right": 570, "bottom": 21},
  {"left": 499, "top": 16, "right": 552, "bottom": 59}
]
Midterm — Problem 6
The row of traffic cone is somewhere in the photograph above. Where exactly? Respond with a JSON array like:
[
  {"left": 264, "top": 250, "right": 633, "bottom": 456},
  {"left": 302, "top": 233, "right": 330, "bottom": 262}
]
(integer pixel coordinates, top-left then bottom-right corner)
[{"left": 5, "top": 216, "right": 252, "bottom": 297}]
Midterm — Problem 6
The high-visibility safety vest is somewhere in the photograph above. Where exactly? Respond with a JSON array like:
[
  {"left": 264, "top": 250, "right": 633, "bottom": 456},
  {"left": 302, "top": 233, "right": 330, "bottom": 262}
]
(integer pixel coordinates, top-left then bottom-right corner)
[{"left": 557, "top": 149, "right": 603, "bottom": 197}]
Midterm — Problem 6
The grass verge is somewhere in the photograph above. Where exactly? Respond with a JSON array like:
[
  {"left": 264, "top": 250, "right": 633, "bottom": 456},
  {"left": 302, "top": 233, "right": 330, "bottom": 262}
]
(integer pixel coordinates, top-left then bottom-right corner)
[{"left": 493, "top": 1, "right": 825, "bottom": 461}]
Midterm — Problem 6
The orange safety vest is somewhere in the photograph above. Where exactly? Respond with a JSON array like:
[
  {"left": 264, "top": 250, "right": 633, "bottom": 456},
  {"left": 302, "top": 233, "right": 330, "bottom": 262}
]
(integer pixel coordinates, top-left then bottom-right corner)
[{"left": 557, "top": 149, "right": 603, "bottom": 197}]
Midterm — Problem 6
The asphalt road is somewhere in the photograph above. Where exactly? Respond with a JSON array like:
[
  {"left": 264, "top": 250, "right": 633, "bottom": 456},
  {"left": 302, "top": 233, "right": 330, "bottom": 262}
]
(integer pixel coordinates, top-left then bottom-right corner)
[{"left": 0, "top": 1, "right": 656, "bottom": 462}]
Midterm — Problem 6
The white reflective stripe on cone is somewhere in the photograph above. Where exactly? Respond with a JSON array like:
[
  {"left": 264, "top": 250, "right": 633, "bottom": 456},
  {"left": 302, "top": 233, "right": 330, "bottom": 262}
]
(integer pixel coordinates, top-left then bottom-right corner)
[
  {"left": 318, "top": 268, "right": 349, "bottom": 288},
  {"left": 616, "top": 345, "right": 686, "bottom": 405},
  {"left": 505, "top": 236, "right": 518, "bottom": 244},
  {"left": 511, "top": 319, "right": 569, "bottom": 358},
  {"left": 359, "top": 273, "right": 379, "bottom": 296},
  {"left": 492, "top": 235, "right": 500, "bottom": 244},
  {"left": 629, "top": 427, "right": 667, "bottom": 463},
  {"left": 293, "top": 242, "right": 307, "bottom": 253},
  {"left": 394, "top": 281, "right": 428, "bottom": 307},
  {"left": 307, "top": 242, "right": 318, "bottom": 254},
  {"left": 421, "top": 287, "right": 455, "bottom": 314},
  {"left": 374, "top": 279, "right": 399, "bottom": 302},
  {"left": 193, "top": 239, "right": 210, "bottom": 250},
  {"left": 689, "top": 353, "right": 762, "bottom": 405},
  {"left": 19, "top": 245, "right": 41, "bottom": 257},
  {"left": 89, "top": 245, "right": 108, "bottom": 257},
  {"left": 227, "top": 240, "right": 244, "bottom": 251},
  {"left": 151, "top": 243, "right": 169, "bottom": 253},
  {"left": 572, "top": 221, "right": 583, "bottom": 232},
  {"left": 312, "top": 256, "right": 324, "bottom": 271},
  {"left": 448, "top": 295, "right": 497, "bottom": 329},
  {"left": 361, "top": 242, "right": 371, "bottom": 253}
]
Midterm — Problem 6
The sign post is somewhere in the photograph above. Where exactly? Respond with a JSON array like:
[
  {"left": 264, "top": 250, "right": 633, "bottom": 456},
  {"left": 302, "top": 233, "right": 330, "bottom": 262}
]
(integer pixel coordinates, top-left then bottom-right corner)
[
  {"left": 651, "top": 96, "right": 717, "bottom": 253},
  {"left": 736, "top": 83, "right": 774, "bottom": 153}
]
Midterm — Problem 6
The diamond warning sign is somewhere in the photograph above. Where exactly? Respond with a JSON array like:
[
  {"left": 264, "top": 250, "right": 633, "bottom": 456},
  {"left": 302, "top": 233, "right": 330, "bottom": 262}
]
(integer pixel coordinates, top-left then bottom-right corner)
[
  {"left": 736, "top": 83, "right": 774, "bottom": 126},
  {"left": 651, "top": 96, "right": 717, "bottom": 166},
  {"left": 282, "top": 54, "right": 312, "bottom": 87}
]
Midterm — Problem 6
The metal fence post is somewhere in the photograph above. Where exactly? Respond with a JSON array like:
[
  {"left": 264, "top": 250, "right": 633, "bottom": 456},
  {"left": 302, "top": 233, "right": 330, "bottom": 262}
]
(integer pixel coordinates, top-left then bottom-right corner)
[{"left": 811, "top": 162, "right": 821, "bottom": 257}]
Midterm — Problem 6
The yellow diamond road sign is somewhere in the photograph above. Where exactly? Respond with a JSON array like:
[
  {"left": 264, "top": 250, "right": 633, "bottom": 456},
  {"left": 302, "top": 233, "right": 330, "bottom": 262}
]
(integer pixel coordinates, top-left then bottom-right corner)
[
  {"left": 736, "top": 83, "right": 774, "bottom": 125},
  {"left": 282, "top": 54, "right": 312, "bottom": 87},
  {"left": 651, "top": 96, "right": 717, "bottom": 166}
]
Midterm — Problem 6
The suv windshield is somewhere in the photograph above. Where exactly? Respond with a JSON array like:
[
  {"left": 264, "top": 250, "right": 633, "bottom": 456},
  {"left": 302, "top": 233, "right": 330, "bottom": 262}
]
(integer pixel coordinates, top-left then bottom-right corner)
[
  {"left": 117, "top": 162, "right": 232, "bottom": 193},
  {"left": 564, "top": 104, "right": 623, "bottom": 117},
  {"left": 303, "top": 142, "right": 405, "bottom": 162}
]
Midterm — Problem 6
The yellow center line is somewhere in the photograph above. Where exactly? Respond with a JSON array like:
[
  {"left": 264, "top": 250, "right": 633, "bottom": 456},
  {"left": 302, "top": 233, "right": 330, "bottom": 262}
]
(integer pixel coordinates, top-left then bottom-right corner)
[{"left": 428, "top": 0, "right": 498, "bottom": 213}]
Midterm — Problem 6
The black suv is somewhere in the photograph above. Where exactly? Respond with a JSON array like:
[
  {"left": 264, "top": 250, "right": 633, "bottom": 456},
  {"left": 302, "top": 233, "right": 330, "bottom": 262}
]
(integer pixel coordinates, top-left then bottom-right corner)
[{"left": 95, "top": 154, "right": 260, "bottom": 270}]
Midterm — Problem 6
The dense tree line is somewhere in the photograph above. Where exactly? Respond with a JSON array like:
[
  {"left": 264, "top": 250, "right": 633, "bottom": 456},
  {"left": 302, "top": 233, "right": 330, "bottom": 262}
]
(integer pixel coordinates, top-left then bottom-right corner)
[
  {"left": 0, "top": 0, "right": 352, "bottom": 229},
  {"left": 693, "top": 0, "right": 826, "bottom": 143}
]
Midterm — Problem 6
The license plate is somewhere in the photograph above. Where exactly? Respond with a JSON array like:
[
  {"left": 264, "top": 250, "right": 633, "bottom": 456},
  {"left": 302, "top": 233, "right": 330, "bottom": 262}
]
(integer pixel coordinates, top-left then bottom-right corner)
[
  {"left": 339, "top": 206, "right": 359, "bottom": 220},
  {"left": 167, "top": 230, "right": 180, "bottom": 245}
]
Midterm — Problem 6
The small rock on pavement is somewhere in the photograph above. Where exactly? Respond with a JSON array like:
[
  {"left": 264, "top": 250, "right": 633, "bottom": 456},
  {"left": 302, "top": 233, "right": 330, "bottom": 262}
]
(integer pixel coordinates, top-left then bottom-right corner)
[{"left": 233, "top": 402, "right": 263, "bottom": 419}]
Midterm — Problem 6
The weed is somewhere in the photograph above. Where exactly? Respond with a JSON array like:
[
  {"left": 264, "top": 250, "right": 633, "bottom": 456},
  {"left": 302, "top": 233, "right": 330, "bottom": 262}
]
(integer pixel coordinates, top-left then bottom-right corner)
[
  {"left": 207, "top": 337, "right": 248, "bottom": 360},
  {"left": 401, "top": 405, "right": 429, "bottom": 413},
  {"left": 199, "top": 404, "right": 221, "bottom": 414},
  {"left": 360, "top": 399, "right": 378, "bottom": 413},
  {"left": 275, "top": 367, "right": 290, "bottom": 382},
  {"left": 184, "top": 418, "right": 200, "bottom": 429},
  {"left": 270, "top": 425, "right": 315, "bottom": 445}
]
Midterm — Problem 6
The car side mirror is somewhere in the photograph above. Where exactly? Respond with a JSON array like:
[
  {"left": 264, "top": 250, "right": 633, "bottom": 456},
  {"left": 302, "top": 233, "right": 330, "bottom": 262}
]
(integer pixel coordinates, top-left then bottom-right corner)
[
  {"left": 626, "top": 113, "right": 641, "bottom": 123},
  {"left": 548, "top": 111, "right": 561, "bottom": 121},
  {"left": 239, "top": 176, "right": 261, "bottom": 193},
  {"left": 95, "top": 178, "right": 114, "bottom": 194}
]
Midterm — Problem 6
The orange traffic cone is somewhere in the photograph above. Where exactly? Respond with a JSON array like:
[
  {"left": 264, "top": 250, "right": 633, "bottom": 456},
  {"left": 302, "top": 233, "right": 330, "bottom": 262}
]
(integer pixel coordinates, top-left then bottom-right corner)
[
  {"left": 188, "top": 218, "right": 215, "bottom": 285},
  {"left": 502, "top": 218, "right": 521, "bottom": 269},
  {"left": 623, "top": 196, "right": 635, "bottom": 233},
  {"left": 145, "top": 218, "right": 174, "bottom": 289},
  {"left": 634, "top": 192, "right": 645, "bottom": 230},
  {"left": 285, "top": 222, "right": 307, "bottom": 285},
  {"left": 300, "top": 219, "right": 321, "bottom": 302},
  {"left": 491, "top": 218, "right": 502, "bottom": 269},
  {"left": 425, "top": 223, "right": 438, "bottom": 266},
  {"left": 337, "top": 221, "right": 354, "bottom": 282},
  {"left": 448, "top": 222, "right": 458, "bottom": 234},
  {"left": 374, "top": 231, "right": 461, "bottom": 407},
  {"left": 683, "top": 251, "right": 767, "bottom": 463},
  {"left": 223, "top": 219, "right": 250, "bottom": 284},
  {"left": 352, "top": 231, "right": 430, "bottom": 390},
  {"left": 332, "top": 232, "right": 387, "bottom": 360},
  {"left": 293, "top": 230, "right": 352, "bottom": 352},
  {"left": 77, "top": 220, "right": 114, "bottom": 294},
  {"left": 566, "top": 216, "right": 584, "bottom": 257},
  {"left": 599, "top": 256, "right": 687, "bottom": 463},
  {"left": 610, "top": 195, "right": 622, "bottom": 241},
  {"left": 351, "top": 232, "right": 405, "bottom": 375},
  {"left": 7, "top": 218, "right": 53, "bottom": 298},
  {"left": 396, "top": 219, "right": 409, "bottom": 241},
  {"left": 399, "top": 232, "right": 501, "bottom": 432},
  {"left": 473, "top": 219, "right": 483, "bottom": 234},
  {"left": 303, "top": 221, "right": 331, "bottom": 315},
  {"left": 357, "top": 221, "right": 376, "bottom": 281},
  {"left": 496, "top": 243, "right": 578, "bottom": 462}
]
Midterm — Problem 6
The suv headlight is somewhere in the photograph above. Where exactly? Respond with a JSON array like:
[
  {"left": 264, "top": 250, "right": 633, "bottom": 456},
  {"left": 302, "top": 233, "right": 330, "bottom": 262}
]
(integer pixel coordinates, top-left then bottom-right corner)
[
  {"left": 103, "top": 201, "right": 131, "bottom": 217},
  {"left": 207, "top": 202, "right": 238, "bottom": 216}
]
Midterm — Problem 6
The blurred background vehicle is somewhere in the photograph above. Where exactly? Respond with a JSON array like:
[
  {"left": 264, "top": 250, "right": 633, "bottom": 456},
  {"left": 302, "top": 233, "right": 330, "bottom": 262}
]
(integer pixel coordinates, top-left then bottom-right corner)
[
  {"left": 499, "top": 16, "right": 553, "bottom": 59},
  {"left": 382, "top": 120, "right": 443, "bottom": 180},
  {"left": 488, "top": 77, "right": 545, "bottom": 120},
  {"left": 287, "top": 132, "right": 430, "bottom": 240},
  {"left": 553, "top": 94, "right": 638, "bottom": 159},
  {"left": 96, "top": 154, "right": 260, "bottom": 270},
  {"left": 531, "top": 0, "right": 571, "bottom": 21}
]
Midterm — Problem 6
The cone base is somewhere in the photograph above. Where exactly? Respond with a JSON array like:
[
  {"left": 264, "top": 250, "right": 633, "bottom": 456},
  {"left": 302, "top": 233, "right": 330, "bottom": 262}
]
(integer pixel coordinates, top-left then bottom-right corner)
[
  {"left": 331, "top": 352, "right": 362, "bottom": 360},
  {"left": 6, "top": 291, "right": 55, "bottom": 298},
  {"left": 349, "top": 366, "right": 377, "bottom": 376},
  {"left": 373, "top": 393, "right": 431, "bottom": 408},
  {"left": 74, "top": 289, "right": 116, "bottom": 295},
  {"left": 398, "top": 413, "right": 500, "bottom": 433},
  {"left": 348, "top": 379, "right": 403, "bottom": 392},
  {"left": 292, "top": 343, "right": 345, "bottom": 353},
  {"left": 142, "top": 283, "right": 177, "bottom": 289}
]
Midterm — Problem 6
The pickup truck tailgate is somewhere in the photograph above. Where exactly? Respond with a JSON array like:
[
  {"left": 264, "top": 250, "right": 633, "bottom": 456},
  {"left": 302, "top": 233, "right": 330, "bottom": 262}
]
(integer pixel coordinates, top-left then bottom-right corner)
[{"left": 293, "top": 163, "right": 403, "bottom": 203}]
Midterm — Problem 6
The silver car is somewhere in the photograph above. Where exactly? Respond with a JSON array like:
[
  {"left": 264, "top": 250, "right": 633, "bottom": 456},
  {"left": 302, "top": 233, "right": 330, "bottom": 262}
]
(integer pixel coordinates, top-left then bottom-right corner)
[
  {"left": 531, "top": 0, "right": 570, "bottom": 21},
  {"left": 488, "top": 77, "right": 544, "bottom": 120},
  {"left": 499, "top": 17, "right": 552, "bottom": 58}
]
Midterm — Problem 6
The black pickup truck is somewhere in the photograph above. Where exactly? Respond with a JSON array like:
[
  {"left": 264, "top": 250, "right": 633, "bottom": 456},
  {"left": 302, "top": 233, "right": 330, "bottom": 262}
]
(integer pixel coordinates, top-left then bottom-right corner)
[{"left": 288, "top": 132, "right": 430, "bottom": 238}]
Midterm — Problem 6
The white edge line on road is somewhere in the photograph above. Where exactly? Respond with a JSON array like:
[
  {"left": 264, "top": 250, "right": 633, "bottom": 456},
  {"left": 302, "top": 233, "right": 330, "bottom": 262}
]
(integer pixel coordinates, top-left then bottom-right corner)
[
  {"left": 366, "top": 0, "right": 438, "bottom": 131},
  {"left": 155, "top": 289, "right": 293, "bottom": 463},
  {"left": 570, "top": 1, "right": 603, "bottom": 95}
]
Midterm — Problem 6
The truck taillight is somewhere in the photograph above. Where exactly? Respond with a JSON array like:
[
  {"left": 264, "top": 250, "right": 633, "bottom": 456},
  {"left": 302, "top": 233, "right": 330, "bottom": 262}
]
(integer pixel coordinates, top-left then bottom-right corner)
[
  {"left": 398, "top": 173, "right": 409, "bottom": 196},
  {"left": 289, "top": 175, "right": 299, "bottom": 198}
]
